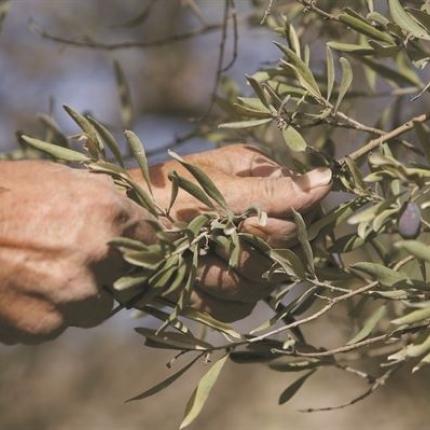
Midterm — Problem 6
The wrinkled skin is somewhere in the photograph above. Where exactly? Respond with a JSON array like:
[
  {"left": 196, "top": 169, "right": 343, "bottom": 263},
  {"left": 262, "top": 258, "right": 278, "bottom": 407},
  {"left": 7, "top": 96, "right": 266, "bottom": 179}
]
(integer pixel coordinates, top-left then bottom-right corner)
[{"left": 0, "top": 144, "right": 331, "bottom": 344}]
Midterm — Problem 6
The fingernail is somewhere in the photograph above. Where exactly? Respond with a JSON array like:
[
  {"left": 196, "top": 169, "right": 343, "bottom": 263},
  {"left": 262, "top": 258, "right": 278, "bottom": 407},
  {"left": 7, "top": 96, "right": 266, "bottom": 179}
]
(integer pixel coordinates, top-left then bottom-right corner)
[{"left": 304, "top": 167, "right": 332, "bottom": 187}]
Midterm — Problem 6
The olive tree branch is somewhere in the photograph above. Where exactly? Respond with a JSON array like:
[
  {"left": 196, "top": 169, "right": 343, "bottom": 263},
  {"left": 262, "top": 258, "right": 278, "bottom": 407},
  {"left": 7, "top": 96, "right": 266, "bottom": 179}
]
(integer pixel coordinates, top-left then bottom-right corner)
[
  {"left": 29, "top": 18, "right": 232, "bottom": 51},
  {"left": 345, "top": 112, "right": 430, "bottom": 162}
]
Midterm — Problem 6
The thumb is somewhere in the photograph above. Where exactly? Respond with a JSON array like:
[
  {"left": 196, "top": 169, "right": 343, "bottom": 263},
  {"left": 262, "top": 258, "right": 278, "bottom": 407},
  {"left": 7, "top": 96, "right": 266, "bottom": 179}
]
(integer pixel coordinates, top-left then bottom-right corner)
[{"left": 227, "top": 167, "right": 332, "bottom": 217}]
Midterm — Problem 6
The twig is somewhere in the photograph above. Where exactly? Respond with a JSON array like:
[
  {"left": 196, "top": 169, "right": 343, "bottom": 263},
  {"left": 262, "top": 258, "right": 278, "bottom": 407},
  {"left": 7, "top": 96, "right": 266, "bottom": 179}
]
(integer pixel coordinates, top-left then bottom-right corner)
[
  {"left": 300, "top": 366, "right": 398, "bottom": 412},
  {"left": 261, "top": 0, "right": 276, "bottom": 24},
  {"left": 345, "top": 112, "right": 430, "bottom": 162},
  {"left": 221, "top": 0, "right": 238, "bottom": 73},
  {"left": 248, "top": 281, "right": 378, "bottom": 343},
  {"left": 30, "top": 19, "right": 227, "bottom": 51}
]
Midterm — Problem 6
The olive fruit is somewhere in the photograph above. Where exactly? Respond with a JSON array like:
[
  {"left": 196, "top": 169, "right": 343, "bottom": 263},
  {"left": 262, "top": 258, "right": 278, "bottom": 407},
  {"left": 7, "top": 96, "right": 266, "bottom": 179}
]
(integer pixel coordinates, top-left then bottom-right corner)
[{"left": 398, "top": 202, "right": 421, "bottom": 239}]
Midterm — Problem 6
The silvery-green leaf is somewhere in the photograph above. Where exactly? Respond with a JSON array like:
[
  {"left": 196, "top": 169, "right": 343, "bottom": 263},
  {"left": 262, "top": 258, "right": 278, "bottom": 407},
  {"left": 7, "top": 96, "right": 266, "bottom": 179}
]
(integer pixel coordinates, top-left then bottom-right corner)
[
  {"left": 282, "top": 125, "right": 307, "bottom": 152},
  {"left": 338, "top": 10, "right": 395, "bottom": 43},
  {"left": 388, "top": 334, "right": 430, "bottom": 362},
  {"left": 218, "top": 118, "right": 272, "bottom": 129},
  {"left": 395, "top": 240, "right": 430, "bottom": 262},
  {"left": 334, "top": 57, "right": 353, "bottom": 112},
  {"left": 348, "top": 202, "right": 385, "bottom": 225},
  {"left": 168, "top": 171, "right": 214, "bottom": 209},
  {"left": 109, "top": 237, "right": 148, "bottom": 251},
  {"left": 351, "top": 262, "right": 407, "bottom": 287},
  {"left": 409, "top": 8, "right": 430, "bottom": 32},
  {"left": 246, "top": 75, "right": 271, "bottom": 107},
  {"left": 182, "top": 308, "right": 241, "bottom": 339},
  {"left": 179, "top": 354, "right": 229, "bottom": 429},
  {"left": 327, "top": 41, "right": 374, "bottom": 55},
  {"left": 330, "top": 234, "right": 366, "bottom": 253},
  {"left": 126, "top": 353, "right": 201, "bottom": 402},
  {"left": 169, "top": 151, "right": 228, "bottom": 209},
  {"left": 21, "top": 135, "right": 89, "bottom": 163},
  {"left": 287, "top": 23, "right": 301, "bottom": 57},
  {"left": 270, "top": 359, "right": 320, "bottom": 372},
  {"left": 270, "top": 248, "right": 306, "bottom": 279},
  {"left": 113, "top": 60, "right": 133, "bottom": 128},
  {"left": 392, "top": 306, "right": 430, "bottom": 325},
  {"left": 274, "top": 42, "right": 322, "bottom": 99},
  {"left": 278, "top": 369, "right": 316, "bottom": 405},
  {"left": 87, "top": 115, "right": 124, "bottom": 167},
  {"left": 125, "top": 130, "right": 152, "bottom": 194},
  {"left": 63, "top": 105, "right": 101, "bottom": 157},
  {"left": 114, "top": 274, "right": 148, "bottom": 291},
  {"left": 292, "top": 209, "right": 314, "bottom": 275},
  {"left": 372, "top": 207, "right": 398, "bottom": 232},
  {"left": 326, "top": 45, "right": 335, "bottom": 101},
  {"left": 412, "top": 350, "right": 430, "bottom": 373},
  {"left": 388, "top": 0, "right": 430, "bottom": 40},
  {"left": 307, "top": 198, "right": 367, "bottom": 241},
  {"left": 347, "top": 305, "right": 387, "bottom": 345}
]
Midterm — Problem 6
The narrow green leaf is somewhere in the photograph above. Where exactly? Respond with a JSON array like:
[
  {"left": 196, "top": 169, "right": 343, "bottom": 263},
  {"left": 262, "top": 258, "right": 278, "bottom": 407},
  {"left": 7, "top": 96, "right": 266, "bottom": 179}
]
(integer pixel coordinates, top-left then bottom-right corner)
[
  {"left": 87, "top": 115, "right": 124, "bottom": 167},
  {"left": 347, "top": 305, "right": 387, "bottom": 345},
  {"left": 274, "top": 42, "right": 322, "bottom": 99},
  {"left": 21, "top": 135, "right": 89, "bottom": 163},
  {"left": 246, "top": 75, "right": 270, "bottom": 107},
  {"left": 395, "top": 240, "right": 430, "bottom": 262},
  {"left": 125, "top": 130, "right": 152, "bottom": 194},
  {"left": 334, "top": 57, "right": 353, "bottom": 112},
  {"left": 126, "top": 354, "right": 201, "bottom": 402},
  {"left": 113, "top": 274, "right": 148, "bottom": 291},
  {"left": 270, "top": 359, "right": 319, "bottom": 372},
  {"left": 218, "top": 118, "right": 272, "bottom": 129},
  {"left": 182, "top": 308, "right": 241, "bottom": 339},
  {"left": 339, "top": 10, "right": 395, "bottom": 43},
  {"left": 327, "top": 41, "right": 374, "bottom": 55},
  {"left": 351, "top": 262, "right": 407, "bottom": 287},
  {"left": 169, "top": 151, "right": 228, "bottom": 209},
  {"left": 113, "top": 60, "right": 133, "bottom": 128},
  {"left": 388, "top": 0, "right": 430, "bottom": 40},
  {"left": 63, "top": 105, "right": 100, "bottom": 157},
  {"left": 292, "top": 209, "right": 314, "bottom": 275},
  {"left": 179, "top": 354, "right": 229, "bottom": 429},
  {"left": 168, "top": 171, "right": 214, "bottom": 209},
  {"left": 326, "top": 45, "right": 335, "bottom": 101},
  {"left": 392, "top": 306, "right": 430, "bottom": 325},
  {"left": 282, "top": 125, "right": 307, "bottom": 152},
  {"left": 278, "top": 369, "right": 316, "bottom": 405}
]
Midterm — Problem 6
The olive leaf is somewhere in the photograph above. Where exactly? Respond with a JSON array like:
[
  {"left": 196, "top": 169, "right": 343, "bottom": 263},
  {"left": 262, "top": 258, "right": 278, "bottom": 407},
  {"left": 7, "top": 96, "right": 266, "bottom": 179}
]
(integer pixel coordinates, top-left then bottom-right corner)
[
  {"left": 278, "top": 369, "right": 316, "bottom": 405},
  {"left": 125, "top": 130, "right": 152, "bottom": 194},
  {"left": 20, "top": 135, "right": 90, "bottom": 163},
  {"left": 126, "top": 354, "right": 202, "bottom": 402},
  {"left": 282, "top": 124, "right": 307, "bottom": 152},
  {"left": 179, "top": 354, "right": 229, "bottom": 429},
  {"left": 334, "top": 57, "right": 353, "bottom": 112},
  {"left": 347, "top": 305, "right": 387, "bottom": 345},
  {"left": 388, "top": 0, "right": 430, "bottom": 40},
  {"left": 168, "top": 150, "right": 228, "bottom": 210}
]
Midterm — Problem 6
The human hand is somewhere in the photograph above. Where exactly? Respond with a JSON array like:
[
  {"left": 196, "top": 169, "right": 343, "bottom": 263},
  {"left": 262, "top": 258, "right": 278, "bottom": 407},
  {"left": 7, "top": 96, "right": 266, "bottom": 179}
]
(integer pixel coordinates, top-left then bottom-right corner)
[
  {"left": 130, "top": 144, "right": 332, "bottom": 322},
  {"left": 0, "top": 160, "right": 152, "bottom": 344}
]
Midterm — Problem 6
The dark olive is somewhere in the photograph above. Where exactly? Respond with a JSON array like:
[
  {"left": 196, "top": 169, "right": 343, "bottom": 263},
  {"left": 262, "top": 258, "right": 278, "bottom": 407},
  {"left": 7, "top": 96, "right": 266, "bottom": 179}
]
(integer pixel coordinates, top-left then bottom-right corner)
[{"left": 398, "top": 202, "right": 421, "bottom": 239}]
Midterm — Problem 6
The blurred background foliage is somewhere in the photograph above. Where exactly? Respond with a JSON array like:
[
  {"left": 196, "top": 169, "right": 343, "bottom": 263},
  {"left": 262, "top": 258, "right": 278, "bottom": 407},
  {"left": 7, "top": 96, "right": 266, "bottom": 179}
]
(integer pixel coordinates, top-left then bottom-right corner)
[{"left": 2, "top": 1, "right": 430, "bottom": 429}]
